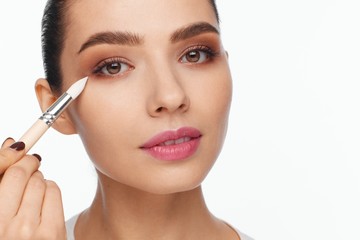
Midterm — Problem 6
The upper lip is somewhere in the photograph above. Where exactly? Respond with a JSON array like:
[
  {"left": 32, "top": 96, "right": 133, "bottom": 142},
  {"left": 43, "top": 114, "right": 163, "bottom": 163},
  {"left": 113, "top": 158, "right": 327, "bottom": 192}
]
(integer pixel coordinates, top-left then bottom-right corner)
[{"left": 141, "top": 127, "right": 202, "bottom": 148}]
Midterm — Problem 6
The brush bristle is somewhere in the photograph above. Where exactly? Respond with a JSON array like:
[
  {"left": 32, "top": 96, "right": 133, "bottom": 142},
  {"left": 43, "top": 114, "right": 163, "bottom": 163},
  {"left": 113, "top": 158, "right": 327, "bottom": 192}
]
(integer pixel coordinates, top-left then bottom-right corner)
[{"left": 66, "top": 77, "right": 88, "bottom": 99}]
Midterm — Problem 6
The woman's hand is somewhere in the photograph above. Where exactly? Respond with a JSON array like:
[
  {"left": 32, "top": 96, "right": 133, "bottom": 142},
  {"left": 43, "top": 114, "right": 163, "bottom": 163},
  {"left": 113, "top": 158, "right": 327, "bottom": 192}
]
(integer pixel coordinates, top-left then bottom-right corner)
[{"left": 0, "top": 138, "right": 66, "bottom": 240}]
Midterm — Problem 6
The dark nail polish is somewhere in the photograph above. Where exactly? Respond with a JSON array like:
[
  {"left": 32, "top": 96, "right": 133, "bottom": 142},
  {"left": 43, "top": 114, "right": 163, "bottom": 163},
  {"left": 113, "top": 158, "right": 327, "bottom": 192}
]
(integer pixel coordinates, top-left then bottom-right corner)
[
  {"left": 32, "top": 154, "right": 42, "bottom": 162},
  {"left": 9, "top": 142, "right": 26, "bottom": 151}
]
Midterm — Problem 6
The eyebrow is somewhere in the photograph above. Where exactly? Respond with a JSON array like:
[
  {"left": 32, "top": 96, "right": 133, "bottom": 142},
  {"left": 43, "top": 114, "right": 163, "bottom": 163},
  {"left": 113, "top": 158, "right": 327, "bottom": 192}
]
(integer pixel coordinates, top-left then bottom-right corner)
[
  {"left": 170, "top": 22, "right": 219, "bottom": 43},
  {"left": 78, "top": 22, "right": 219, "bottom": 54},
  {"left": 78, "top": 31, "right": 144, "bottom": 54}
]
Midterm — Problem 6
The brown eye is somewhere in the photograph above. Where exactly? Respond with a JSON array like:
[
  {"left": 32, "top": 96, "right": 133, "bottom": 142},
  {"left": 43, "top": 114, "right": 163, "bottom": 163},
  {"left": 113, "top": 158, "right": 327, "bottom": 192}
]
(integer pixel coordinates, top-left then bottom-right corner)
[
  {"left": 106, "top": 62, "right": 122, "bottom": 74},
  {"left": 186, "top": 51, "right": 201, "bottom": 62},
  {"left": 95, "top": 59, "right": 132, "bottom": 77}
]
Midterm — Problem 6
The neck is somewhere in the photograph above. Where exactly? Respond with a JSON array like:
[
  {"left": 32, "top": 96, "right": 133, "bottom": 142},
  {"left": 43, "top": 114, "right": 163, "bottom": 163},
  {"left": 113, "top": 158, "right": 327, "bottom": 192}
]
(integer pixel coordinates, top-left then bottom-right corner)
[{"left": 74, "top": 172, "right": 235, "bottom": 240}]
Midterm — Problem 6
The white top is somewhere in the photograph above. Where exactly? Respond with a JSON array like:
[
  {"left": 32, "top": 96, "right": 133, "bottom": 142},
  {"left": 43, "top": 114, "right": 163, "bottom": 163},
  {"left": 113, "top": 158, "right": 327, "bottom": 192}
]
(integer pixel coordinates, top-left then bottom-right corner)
[{"left": 66, "top": 214, "right": 254, "bottom": 240}]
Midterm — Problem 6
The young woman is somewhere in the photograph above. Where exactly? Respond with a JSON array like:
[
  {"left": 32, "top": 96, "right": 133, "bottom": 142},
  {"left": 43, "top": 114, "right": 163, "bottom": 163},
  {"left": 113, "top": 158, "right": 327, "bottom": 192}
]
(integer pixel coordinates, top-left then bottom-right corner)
[{"left": 0, "top": 0, "right": 252, "bottom": 239}]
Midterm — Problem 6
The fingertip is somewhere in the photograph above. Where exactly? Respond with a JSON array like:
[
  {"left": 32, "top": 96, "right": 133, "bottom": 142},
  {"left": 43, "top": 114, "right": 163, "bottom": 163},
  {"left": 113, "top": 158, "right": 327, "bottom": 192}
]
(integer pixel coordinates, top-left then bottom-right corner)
[
  {"left": 9, "top": 142, "right": 26, "bottom": 151},
  {"left": 1, "top": 137, "right": 15, "bottom": 148},
  {"left": 45, "top": 180, "right": 59, "bottom": 190},
  {"left": 32, "top": 154, "right": 42, "bottom": 162}
]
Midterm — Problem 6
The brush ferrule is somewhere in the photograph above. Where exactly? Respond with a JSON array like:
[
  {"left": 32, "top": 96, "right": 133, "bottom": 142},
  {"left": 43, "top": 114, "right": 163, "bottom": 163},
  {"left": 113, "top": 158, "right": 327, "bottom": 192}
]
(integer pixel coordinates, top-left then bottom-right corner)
[{"left": 39, "top": 93, "right": 73, "bottom": 126}]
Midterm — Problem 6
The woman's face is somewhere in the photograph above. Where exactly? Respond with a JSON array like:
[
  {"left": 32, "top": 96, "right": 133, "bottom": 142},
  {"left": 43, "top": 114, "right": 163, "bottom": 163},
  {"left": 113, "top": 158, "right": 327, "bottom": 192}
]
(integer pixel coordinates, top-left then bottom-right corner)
[{"left": 60, "top": 0, "right": 232, "bottom": 194}]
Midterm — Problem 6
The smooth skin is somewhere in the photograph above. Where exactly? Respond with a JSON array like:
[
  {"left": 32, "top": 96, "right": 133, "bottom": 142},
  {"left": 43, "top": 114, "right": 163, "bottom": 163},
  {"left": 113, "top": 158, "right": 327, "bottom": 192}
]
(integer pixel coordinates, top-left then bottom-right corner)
[{"left": 0, "top": 0, "right": 238, "bottom": 239}]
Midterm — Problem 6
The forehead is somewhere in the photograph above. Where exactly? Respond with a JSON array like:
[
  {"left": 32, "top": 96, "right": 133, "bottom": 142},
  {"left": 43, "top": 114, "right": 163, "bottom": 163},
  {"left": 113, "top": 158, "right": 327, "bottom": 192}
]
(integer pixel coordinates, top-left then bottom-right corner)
[{"left": 66, "top": 0, "right": 217, "bottom": 38}]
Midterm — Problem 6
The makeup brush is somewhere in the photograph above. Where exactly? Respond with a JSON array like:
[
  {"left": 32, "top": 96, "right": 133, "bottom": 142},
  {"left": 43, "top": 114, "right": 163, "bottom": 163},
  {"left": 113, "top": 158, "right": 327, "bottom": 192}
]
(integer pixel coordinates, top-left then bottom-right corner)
[{"left": 19, "top": 76, "right": 88, "bottom": 152}]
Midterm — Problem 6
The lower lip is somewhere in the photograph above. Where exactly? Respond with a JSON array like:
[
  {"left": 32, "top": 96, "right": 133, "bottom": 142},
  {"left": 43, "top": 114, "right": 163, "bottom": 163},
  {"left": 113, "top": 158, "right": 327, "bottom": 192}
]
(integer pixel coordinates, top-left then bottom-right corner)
[{"left": 142, "top": 137, "right": 201, "bottom": 161}]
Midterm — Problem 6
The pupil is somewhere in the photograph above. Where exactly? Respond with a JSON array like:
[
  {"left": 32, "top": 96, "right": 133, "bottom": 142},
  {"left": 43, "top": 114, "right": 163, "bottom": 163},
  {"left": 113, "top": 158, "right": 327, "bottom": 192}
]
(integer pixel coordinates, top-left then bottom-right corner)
[
  {"left": 107, "top": 63, "right": 121, "bottom": 74},
  {"left": 186, "top": 51, "right": 200, "bottom": 62}
]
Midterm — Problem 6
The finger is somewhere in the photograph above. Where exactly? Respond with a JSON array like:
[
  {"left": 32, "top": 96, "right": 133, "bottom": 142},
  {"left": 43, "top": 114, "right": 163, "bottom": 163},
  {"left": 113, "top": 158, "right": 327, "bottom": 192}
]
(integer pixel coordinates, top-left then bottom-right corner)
[
  {"left": 0, "top": 140, "right": 27, "bottom": 175},
  {"left": 0, "top": 155, "right": 41, "bottom": 219},
  {"left": 4, "top": 171, "right": 46, "bottom": 239},
  {"left": 0, "top": 138, "right": 15, "bottom": 181},
  {"left": 40, "top": 180, "right": 65, "bottom": 228},
  {"left": 0, "top": 138, "right": 15, "bottom": 182},
  {"left": 16, "top": 171, "right": 46, "bottom": 224},
  {"left": 35, "top": 181, "right": 66, "bottom": 240},
  {"left": 1, "top": 137, "right": 14, "bottom": 149}
]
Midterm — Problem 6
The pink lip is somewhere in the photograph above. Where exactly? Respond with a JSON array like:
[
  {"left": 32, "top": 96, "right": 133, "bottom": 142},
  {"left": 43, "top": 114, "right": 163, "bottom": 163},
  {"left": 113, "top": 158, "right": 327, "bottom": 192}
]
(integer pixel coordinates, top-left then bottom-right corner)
[{"left": 141, "top": 127, "right": 202, "bottom": 161}]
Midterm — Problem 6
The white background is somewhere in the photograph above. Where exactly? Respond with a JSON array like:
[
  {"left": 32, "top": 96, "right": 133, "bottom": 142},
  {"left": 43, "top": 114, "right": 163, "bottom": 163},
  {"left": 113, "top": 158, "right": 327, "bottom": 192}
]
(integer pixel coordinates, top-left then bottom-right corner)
[{"left": 1, "top": 1, "right": 359, "bottom": 239}]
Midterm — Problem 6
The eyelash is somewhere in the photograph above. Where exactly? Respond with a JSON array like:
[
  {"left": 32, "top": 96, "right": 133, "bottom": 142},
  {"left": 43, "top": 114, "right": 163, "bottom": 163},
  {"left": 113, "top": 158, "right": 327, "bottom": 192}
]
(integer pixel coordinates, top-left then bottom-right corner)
[
  {"left": 179, "top": 45, "right": 219, "bottom": 63},
  {"left": 91, "top": 45, "right": 219, "bottom": 78}
]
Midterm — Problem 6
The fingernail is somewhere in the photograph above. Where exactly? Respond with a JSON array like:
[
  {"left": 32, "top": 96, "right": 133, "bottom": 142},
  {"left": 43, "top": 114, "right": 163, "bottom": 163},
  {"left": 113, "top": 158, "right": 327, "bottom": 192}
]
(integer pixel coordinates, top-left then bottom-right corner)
[
  {"left": 9, "top": 142, "right": 26, "bottom": 151},
  {"left": 32, "top": 154, "right": 42, "bottom": 162}
]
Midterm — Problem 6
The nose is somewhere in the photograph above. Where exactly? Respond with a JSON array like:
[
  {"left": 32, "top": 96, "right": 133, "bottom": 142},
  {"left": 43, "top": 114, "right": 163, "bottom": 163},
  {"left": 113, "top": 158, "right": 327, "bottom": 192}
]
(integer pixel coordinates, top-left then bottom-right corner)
[{"left": 146, "top": 67, "right": 190, "bottom": 117}]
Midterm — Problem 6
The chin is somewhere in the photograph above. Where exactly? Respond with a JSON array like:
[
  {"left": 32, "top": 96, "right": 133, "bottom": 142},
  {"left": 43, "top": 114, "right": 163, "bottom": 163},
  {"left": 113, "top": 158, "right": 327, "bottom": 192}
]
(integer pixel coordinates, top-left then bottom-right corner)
[
  {"left": 135, "top": 170, "right": 209, "bottom": 195},
  {"left": 139, "top": 182, "right": 201, "bottom": 195}
]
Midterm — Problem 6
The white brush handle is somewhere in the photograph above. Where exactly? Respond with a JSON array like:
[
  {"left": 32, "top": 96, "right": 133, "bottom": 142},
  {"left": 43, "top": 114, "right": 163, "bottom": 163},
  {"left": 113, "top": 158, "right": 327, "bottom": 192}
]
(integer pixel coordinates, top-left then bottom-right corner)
[{"left": 19, "top": 119, "right": 49, "bottom": 153}]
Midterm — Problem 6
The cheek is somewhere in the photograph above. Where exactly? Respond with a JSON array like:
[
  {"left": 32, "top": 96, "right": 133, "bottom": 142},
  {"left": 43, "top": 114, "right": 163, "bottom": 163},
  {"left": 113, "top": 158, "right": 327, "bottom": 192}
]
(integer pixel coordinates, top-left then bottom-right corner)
[
  {"left": 69, "top": 82, "right": 141, "bottom": 167},
  {"left": 207, "top": 75, "right": 232, "bottom": 119},
  {"left": 192, "top": 62, "right": 233, "bottom": 129},
  {"left": 195, "top": 62, "right": 233, "bottom": 157},
  {"left": 185, "top": 62, "right": 232, "bottom": 163}
]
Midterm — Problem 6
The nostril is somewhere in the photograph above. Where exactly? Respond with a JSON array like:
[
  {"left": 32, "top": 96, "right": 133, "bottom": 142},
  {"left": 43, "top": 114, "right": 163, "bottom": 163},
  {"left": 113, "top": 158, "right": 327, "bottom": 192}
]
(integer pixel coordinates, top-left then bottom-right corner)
[{"left": 156, "top": 107, "right": 163, "bottom": 113}]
